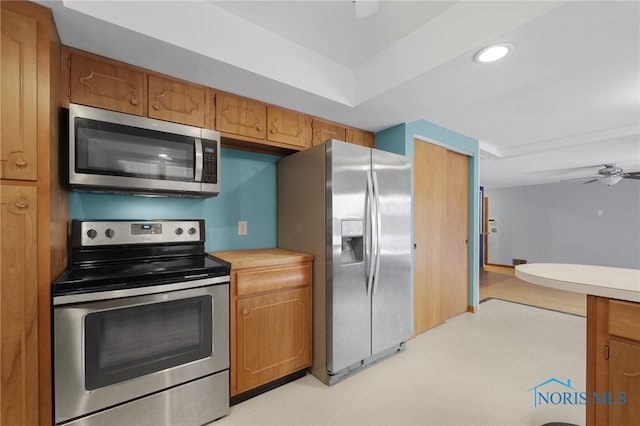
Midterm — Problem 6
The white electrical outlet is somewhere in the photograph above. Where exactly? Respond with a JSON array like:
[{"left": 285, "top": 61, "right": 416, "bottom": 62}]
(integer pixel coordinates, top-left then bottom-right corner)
[{"left": 238, "top": 221, "right": 248, "bottom": 236}]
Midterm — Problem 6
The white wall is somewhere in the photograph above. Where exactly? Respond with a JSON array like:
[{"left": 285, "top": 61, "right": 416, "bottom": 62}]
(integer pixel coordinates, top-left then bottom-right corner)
[{"left": 485, "top": 180, "right": 640, "bottom": 269}]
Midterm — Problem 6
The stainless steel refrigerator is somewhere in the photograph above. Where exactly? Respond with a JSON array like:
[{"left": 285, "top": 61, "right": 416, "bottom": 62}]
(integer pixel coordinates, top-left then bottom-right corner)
[{"left": 277, "top": 139, "right": 412, "bottom": 385}]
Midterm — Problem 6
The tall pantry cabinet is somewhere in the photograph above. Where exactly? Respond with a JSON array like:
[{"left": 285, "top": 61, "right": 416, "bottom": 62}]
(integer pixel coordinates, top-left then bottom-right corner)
[{"left": 1, "top": 2, "right": 68, "bottom": 425}]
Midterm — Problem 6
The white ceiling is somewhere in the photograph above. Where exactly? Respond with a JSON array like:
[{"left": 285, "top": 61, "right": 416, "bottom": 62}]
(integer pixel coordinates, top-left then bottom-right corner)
[{"left": 37, "top": 0, "right": 640, "bottom": 188}]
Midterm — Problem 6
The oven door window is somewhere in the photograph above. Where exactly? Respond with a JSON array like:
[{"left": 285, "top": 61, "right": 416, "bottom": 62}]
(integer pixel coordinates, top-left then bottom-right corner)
[
  {"left": 75, "top": 117, "right": 196, "bottom": 181},
  {"left": 84, "top": 296, "right": 212, "bottom": 391}
]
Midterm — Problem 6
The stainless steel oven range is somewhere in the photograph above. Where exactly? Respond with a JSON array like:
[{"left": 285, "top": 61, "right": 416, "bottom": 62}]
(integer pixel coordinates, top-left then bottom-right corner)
[{"left": 52, "top": 219, "right": 230, "bottom": 426}]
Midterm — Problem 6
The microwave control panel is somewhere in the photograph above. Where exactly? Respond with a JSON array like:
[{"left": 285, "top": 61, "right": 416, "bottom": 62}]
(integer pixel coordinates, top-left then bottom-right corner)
[{"left": 202, "top": 140, "right": 217, "bottom": 184}]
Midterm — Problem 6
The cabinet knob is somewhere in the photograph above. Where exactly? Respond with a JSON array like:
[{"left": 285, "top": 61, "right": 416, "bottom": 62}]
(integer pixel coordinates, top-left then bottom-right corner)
[
  {"left": 269, "top": 128, "right": 275, "bottom": 134},
  {"left": 130, "top": 98, "right": 138, "bottom": 105},
  {"left": 242, "top": 308, "right": 251, "bottom": 316},
  {"left": 153, "top": 104, "right": 160, "bottom": 110},
  {"left": 15, "top": 199, "right": 28, "bottom": 209},
  {"left": 256, "top": 126, "right": 263, "bottom": 132},
  {"left": 14, "top": 158, "right": 28, "bottom": 167}
]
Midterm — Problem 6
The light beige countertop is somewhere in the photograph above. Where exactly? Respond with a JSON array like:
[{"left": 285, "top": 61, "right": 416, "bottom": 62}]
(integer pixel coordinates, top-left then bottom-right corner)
[{"left": 515, "top": 263, "right": 640, "bottom": 303}]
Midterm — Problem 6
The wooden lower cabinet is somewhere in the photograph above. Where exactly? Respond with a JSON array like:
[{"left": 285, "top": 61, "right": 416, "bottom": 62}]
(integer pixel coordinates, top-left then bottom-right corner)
[
  {"left": 0, "top": 185, "right": 39, "bottom": 426},
  {"left": 211, "top": 248, "right": 313, "bottom": 399},
  {"left": 608, "top": 340, "right": 640, "bottom": 426},
  {"left": 587, "top": 296, "right": 640, "bottom": 426},
  {"left": 236, "top": 287, "right": 311, "bottom": 393}
]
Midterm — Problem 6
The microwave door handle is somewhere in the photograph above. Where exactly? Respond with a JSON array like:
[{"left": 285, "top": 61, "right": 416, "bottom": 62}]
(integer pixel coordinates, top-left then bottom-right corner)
[{"left": 194, "top": 138, "right": 203, "bottom": 182}]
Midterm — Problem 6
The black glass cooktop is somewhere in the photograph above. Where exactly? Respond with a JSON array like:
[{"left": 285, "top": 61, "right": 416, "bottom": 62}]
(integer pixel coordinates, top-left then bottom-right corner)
[{"left": 53, "top": 253, "right": 230, "bottom": 297}]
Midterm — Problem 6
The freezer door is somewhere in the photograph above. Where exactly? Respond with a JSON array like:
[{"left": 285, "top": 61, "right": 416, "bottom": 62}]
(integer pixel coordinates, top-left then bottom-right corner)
[
  {"left": 371, "top": 149, "right": 412, "bottom": 354},
  {"left": 326, "top": 141, "right": 372, "bottom": 374}
]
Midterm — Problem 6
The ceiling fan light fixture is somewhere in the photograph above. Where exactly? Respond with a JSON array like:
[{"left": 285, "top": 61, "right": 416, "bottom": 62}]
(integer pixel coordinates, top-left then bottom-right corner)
[
  {"left": 600, "top": 174, "right": 623, "bottom": 186},
  {"left": 473, "top": 43, "right": 514, "bottom": 63}
]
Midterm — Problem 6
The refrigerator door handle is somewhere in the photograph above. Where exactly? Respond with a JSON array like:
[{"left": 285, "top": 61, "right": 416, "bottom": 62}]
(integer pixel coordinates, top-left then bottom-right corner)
[
  {"left": 366, "top": 170, "right": 376, "bottom": 297},
  {"left": 372, "top": 171, "right": 382, "bottom": 295}
]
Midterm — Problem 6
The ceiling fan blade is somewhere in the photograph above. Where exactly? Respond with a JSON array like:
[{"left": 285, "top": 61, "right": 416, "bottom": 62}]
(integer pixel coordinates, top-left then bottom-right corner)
[
  {"left": 582, "top": 179, "right": 599, "bottom": 184},
  {"left": 621, "top": 171, "right": 640, "bottom": 180},
  {"left": 560, "top": 177, "right": 595, "bottom": 182}
]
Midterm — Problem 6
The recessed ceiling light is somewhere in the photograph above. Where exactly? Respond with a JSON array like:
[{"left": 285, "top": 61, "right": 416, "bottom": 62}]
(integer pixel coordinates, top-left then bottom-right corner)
[{"left": 473, "top": 43, "right": 514, "bottom": 63}]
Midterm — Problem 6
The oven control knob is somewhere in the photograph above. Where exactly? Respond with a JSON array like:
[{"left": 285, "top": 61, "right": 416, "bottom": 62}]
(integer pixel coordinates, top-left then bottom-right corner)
[
  {"left": 87, "top": 229, "right": 97, "bottom": 239},
  {"left": 188, "top": 227, "right": 197, "bottom": 235},
  {"left": 175, "top": 227, "right": 183, "bottom": 235},
  {"left": 105, "top": 228, "right": 115, "bottom": 238}
]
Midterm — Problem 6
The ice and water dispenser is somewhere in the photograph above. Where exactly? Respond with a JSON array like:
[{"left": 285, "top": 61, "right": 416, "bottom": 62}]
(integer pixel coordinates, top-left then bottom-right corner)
[{"left": 341, "top": 220, "right": 364, "bottom": 264}]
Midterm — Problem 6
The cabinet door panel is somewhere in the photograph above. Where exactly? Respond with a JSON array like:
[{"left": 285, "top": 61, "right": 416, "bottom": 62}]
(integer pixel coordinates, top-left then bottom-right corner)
[
  {"left": 311, "top": 119, "right": 346, "bottom": 146},
  {"left": 609, "top": 299, "right": 640, "bottom": 341},
  {"left": 235, "top": 287, "right": 311, "bottom": 394},
  {"left": 216, "top": 93, "right": 266, "bottom": 139},
  {"left": 148, "top": 75, "right": 206, "bottom": 127},
  {"left": 70, "top": 53, "right": 145, "bottom": 115},
  {"left": 346, "top": 128, "right": 374, "bottom": 148},
  {"left": 0, "top": 185, "right": 38, "bottom": 426},
  {"left": 267, "top": 107, "right": 309, "bottom": 148},
  {"left": 609, "top": 340, "right": 640, "bottom": 426},
  {"left": 1, "top": 10, "right": 37, "bottom": 181}
]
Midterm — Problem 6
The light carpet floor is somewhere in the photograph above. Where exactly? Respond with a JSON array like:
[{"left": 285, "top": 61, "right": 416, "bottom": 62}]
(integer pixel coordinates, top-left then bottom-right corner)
[{"left": 213, "top": 299, "right": 586, "bottom": 426}]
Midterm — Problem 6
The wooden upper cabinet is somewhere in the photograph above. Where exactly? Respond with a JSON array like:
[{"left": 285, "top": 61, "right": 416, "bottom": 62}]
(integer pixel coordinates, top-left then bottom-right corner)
[
  {"left": 69, "top": 53, "right": 145, "bottom": 115},
  {"left": 205, "top": 90, "right": 216, "bottom": 131},
  {"left": 311, "top": 119, "right": 346, "bottom": 146},
  {"left": 65, "top": 50, "right": 375, "bottom": 153},
  {"left": 346, "top": 127, "right": 374, "bottom": 148},
  {"left": 266, "top": 106, "right": 310, "bottom": 149},
  {"left": 148, "top": 75, "right": 206, "bottom": 127},
  {"left": 216, "top": 93, "right": 266, "bottom": 140},
  {"left": 1, "top": 8, "right": 38, "bottom": 181}
]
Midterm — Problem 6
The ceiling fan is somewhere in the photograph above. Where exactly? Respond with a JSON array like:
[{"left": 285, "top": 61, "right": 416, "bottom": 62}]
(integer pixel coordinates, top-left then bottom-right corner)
[{"left": 581, "top": 164, "right": 640, "bottom": 186}]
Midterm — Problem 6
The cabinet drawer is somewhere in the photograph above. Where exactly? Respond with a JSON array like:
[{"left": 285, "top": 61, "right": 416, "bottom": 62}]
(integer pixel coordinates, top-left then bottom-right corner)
[
  {"left": 236, "top": 264, "right": 311, "bottom": 296},
  {"left": 609, "top": 299, "right": 640, "bottom": 341}
]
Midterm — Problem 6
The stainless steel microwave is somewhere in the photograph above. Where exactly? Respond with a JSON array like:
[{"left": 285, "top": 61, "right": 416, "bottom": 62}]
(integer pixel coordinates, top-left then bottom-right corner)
[{"left": 68, "top": 103, "right": 220, "bottom": 198}]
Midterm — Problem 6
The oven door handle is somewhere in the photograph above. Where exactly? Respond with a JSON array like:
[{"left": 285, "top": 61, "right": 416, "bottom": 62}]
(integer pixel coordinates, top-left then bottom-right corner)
[{"left": 53, "top": 275, "right": 229, "bottom": 305}]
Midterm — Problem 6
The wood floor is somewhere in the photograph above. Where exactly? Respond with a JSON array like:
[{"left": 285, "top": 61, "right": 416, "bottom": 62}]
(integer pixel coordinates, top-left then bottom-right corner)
[{"left": 480, "top": 264, "right": 586, "bottom": 316}]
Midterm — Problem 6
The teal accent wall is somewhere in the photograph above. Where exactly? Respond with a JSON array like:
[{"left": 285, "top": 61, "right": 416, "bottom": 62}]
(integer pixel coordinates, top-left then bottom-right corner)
[
  {"left": 69, "top": 148, "right": 280, "bottom": 252},
  {"left": 375, "top": 120, "right": 480, "bottom": 310},
  {"left": 375, "top": 124, "right": 407, "bottom": 156}
]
